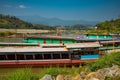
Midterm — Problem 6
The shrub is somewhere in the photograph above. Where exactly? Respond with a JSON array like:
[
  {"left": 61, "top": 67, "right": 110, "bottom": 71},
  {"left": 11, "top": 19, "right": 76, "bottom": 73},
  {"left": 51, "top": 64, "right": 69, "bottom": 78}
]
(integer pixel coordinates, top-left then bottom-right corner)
[
  {"left": 5, "top": 68, "right": 39, "bottom": 80},
  {"left": 39, "top": 66, "right": 60, "bottom": 78},
  {"left": 86, "top": 52, "right": 120, "bottom": 71},
  {"left": 39, "top": 65, "right": 86, "bottom": 78}
]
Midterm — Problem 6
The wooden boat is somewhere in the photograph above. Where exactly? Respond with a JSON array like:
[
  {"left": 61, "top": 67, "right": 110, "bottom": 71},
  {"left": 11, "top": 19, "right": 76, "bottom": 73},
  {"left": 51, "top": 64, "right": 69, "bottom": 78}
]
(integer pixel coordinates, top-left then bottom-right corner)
[
  {"left": 0, "top": 42, "right": 100, "bottom": 67},
  {"left": 99, "top": 40, "right": 120, "bottom": 50}
]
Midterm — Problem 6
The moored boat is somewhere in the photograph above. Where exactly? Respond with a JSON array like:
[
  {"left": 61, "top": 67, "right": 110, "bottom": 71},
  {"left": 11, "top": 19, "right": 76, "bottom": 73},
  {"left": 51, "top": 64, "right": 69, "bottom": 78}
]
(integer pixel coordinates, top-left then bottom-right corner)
[{"left": 0, "top": 42, "right": 100, "bottom": 67}]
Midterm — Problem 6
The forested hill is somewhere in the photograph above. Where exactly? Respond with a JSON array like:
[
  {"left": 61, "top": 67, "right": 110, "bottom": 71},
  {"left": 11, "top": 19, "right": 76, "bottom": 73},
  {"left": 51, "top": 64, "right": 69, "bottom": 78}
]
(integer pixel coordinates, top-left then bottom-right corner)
[
  {"left": 0, "top": 14, "right": 55, "bottom": 30},
  {"left": 96, "top": 18, "right": 120, "bottom": 33},
  {"left": 0, "top": 14, "right": 91, "bottom": 30}
]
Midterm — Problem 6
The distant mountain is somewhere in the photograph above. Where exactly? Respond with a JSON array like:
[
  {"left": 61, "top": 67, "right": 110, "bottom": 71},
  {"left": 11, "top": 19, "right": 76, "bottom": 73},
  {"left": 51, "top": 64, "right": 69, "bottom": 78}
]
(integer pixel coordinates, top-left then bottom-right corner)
[
  {"left": 17, "top": 15, "right": 99, "bottom": 26},
  {"left": 0, "top": 14, "right": 55, "bottom": 30},
  {"left": 0, "top": 14, "right": 99, "bottom": 30}
]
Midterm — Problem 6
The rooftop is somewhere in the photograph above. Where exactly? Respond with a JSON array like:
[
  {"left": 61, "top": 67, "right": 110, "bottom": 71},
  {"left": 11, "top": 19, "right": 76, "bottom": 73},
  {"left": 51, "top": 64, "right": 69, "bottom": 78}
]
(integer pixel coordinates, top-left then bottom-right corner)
[
  {"left": 0, "top": 47, "right": 68, "bottom": 53},
  {"left": 27, "top": 35, "right": 75, "bottom": 40},
  {"left": 0, "top": 42, "right": 101, "bottom": 53},
  {"left": 65, "top": 42, "right": 100, "bottom": 48},
  {"left": 100, "top": 40, "right": 120, "bottom": 44}
]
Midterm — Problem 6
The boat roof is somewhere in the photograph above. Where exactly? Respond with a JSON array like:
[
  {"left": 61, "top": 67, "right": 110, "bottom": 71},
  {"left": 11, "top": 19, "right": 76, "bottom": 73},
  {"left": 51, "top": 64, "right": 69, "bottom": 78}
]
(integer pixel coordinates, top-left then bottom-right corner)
[
  {"left": 0, "top": 42, "right": 100, "bottom": 53},
  {"left": 65, "top": 42, "right": 100, "bottom": 48},
  {"left": 0, "top": 42, "right": 39, "bottom": 46},
  {"left": 41, "top": 44, "right": 65, "bottom": 47},
  {"left": 100, "top": 40, "right": 120, "bottom": 44},
  {"left": 75, "top": 38, "right": 112, "bottom": 41},
  {"left": 26, "top": 35, "right": 75, "bottom": 40},
  {"left": 0, "top": 47, "right": 68, "bottom": 53}
]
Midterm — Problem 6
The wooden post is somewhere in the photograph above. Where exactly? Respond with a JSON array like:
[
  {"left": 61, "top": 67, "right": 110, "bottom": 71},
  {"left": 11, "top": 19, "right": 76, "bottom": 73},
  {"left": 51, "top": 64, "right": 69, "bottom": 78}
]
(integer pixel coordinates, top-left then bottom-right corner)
[
  {"left": 15, "top": 53, "right": 17, "bottom": 60},
  {"left": 98, "top": 47, "right": 100, "bottom": 55},
  {"left": 33, "top": 54, "right": 35, "bottom": 60},
  {"left": 60, "top": 53, "right": 62, "bottom": 59},
  {"left": 24, "top": 54, "right": 26, "bottom": 60},
  {"left": 60, "top": 39, "right": 62, "bottom": 44},
  {"left": 42, "top": 54, "right": 44, "bottom": 59},
  {"left": 69, "top": 53, "right": 71, "bottom": 59},
  {"left": 51, "top": 53, "right": 53, "bottom": 59},
  {"left": 84, "top": 48, "right": 86, "bottom": 54},
  {"left": 44, "top": 38, "right": 46, "bottom": 44},
  {"left": 5, "top": 54, "right": 8, "bottom": 60}
]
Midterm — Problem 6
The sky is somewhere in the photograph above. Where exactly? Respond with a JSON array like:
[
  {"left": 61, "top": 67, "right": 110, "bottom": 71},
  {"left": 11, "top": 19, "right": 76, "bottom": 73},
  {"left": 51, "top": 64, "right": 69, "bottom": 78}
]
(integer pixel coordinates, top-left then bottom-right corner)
[{"left": 0, "top": 0, "right": 120, "bottom": 21}]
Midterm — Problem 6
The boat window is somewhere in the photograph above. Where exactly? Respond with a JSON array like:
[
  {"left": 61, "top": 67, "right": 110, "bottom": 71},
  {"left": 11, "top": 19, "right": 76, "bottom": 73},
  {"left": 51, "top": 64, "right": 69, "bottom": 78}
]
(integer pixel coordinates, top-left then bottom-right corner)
[
  {"left": 62, "top": 53, "right": 69, "bottom": 59},
  {"left": 53, "top": 54, "right": 60, "bottom": 59},
  {"left": 44, "top": 54, "right": 51, "bottom": 59},
  {"left": 35, "top": 54, "right": 43, "bottom": 59},
  {"left": 17, "top": 54, "right": 24, "bottom": 60},
  {"left": 0, "top": 55, "right": 6, "bottom": 60},
  {"left": 7, "top": 54, "right": 15, "bottom": 60},
  {"left": 26, "top": 55, "right": 33, "bottom": 60}
]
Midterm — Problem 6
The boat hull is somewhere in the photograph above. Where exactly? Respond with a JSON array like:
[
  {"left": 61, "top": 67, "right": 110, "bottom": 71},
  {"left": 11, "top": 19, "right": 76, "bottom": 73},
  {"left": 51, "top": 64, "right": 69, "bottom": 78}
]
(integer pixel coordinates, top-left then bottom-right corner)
[{"left": 0, "top": 59, "right": 96, "bottom": 67}]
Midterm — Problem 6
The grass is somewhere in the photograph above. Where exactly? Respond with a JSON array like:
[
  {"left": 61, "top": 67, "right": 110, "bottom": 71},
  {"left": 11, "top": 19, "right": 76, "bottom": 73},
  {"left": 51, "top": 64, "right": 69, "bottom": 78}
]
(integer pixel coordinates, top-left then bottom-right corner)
[
  {"left": 2, "top": 68, "right": 39, "bottom": 80},
  {"left": 0, "top": 65, "right": 86, "bottom": 80},
  {"left": 39, "top": 65, "right": 87, "bottom": 78},
  {"left": 86, "top": 51, "right": 120, "bottom": 71}
]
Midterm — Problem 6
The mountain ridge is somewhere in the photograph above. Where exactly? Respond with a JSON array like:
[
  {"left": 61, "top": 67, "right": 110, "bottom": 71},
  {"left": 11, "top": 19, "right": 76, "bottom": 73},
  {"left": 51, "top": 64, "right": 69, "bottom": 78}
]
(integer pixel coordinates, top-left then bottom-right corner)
[{"left": 17, "top": 15, "right": 100, "bottom": 26}]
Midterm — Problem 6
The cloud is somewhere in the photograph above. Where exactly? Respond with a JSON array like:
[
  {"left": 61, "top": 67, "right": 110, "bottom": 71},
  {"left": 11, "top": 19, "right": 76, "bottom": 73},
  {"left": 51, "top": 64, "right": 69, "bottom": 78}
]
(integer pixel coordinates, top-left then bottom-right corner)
[{"left": 18, "top": 5, "right": 26, "bottom": 9}]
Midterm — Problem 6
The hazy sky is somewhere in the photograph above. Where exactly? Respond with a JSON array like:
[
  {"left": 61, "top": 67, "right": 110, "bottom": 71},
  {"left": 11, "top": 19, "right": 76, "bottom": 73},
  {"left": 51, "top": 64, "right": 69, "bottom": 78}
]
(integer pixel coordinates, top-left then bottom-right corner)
[{"left": 0, "top": 0, "right": 120, "bottom": 21}]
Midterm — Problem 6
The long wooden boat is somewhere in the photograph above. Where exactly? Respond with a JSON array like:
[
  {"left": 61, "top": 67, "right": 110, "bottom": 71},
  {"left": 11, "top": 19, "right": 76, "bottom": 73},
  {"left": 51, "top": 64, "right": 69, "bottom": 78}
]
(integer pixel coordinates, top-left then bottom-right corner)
[{"left": 0, "top": 42, "right": 100, "bottom": 67}]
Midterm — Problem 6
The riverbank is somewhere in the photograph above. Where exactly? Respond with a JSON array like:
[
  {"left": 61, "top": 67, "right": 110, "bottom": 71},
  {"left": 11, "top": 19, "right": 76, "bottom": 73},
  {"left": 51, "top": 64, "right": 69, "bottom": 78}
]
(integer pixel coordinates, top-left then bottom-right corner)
[{"left": 0, "top": 65, "right": 120, "bottom": 80}]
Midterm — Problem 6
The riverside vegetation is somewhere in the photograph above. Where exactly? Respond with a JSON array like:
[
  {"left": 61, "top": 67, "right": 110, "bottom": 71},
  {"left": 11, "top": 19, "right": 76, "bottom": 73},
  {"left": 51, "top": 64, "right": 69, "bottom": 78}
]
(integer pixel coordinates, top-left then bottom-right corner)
[{"left": 0, "top": 51, "right": 120, "bottom": 80}]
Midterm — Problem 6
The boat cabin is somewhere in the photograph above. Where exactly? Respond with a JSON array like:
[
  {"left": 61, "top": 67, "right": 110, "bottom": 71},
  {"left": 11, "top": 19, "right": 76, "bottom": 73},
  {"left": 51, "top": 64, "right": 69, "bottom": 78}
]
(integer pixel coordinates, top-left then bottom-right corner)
[
  {"left": 76, "top": 34, "right": 112, "bottom": 42},
  {"left": 99, "top": 40, "right": 120, "bottom": 51},
  {"left": 0, "top": 42, "right": 101, "bottom": 67},
  {"left": 22, "top": 36, "right": 76, "bottom": 44}
]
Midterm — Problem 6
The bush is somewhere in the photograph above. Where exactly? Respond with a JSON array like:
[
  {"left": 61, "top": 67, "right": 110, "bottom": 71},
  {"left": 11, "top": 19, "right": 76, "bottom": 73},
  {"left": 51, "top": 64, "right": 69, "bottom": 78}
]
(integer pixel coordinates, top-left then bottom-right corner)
[
  {"left": 0, "top": 31, "right": 16, "bottom": 37},
  {"left": 39, "top": 66, "right": 64, "bottom": 78},
  {"left": 39, "top": 65, "right": 86, "bottom": 78},
  {"left": 0, "top": 32, "right": 7, "bottom": 37},
  {"left": 5, "top": 68, "right": 39, "bottom": 80},
  {"left": 86, "top": 52, "right": 120, "bottom": 71}
]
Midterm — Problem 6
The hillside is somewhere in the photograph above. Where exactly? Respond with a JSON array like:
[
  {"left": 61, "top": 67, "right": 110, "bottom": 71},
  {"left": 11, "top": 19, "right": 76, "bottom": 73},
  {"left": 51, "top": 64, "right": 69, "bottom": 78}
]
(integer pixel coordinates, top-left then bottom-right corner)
[
  {"left": 0, "top": 14, "right": 33, "bottom": 29},
  {"left": 0, "top": 14, "right": 55, "bottom": 30},
  {"left": 0, "top": 14, "right": 91, "bottom": 30},
  {"left": 96, "top": 18, "right": 120, "bottom": 33}
]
